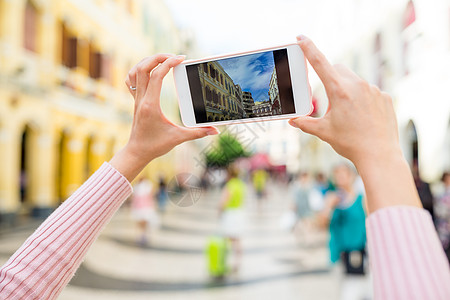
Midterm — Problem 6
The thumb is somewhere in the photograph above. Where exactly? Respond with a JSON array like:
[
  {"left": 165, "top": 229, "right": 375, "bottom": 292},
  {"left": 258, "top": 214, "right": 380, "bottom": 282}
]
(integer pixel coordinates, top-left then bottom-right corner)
[
  {"left": 182, "top": 126, "right": 219, "bottom": 142},
  {"left": 289, "top": 116, "right": 323, "bottom": 137}
]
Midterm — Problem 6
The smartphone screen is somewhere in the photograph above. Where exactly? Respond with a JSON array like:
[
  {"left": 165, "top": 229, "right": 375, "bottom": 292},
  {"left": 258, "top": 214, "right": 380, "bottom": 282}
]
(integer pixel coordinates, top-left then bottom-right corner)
[{"left": 185, "top": 49, "right": 295, "bottom": 124}]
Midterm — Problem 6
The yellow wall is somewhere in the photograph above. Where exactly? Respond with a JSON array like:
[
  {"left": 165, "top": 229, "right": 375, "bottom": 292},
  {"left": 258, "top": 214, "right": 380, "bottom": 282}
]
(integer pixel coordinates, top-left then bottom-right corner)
[{"left": 0, "top": 0, "right": 188, "bottom": 217}]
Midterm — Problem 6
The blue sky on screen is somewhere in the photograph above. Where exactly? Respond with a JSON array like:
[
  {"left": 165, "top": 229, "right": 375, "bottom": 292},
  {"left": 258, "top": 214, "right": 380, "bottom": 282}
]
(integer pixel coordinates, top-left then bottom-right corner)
[{"left": 217, "top": 51, "right": 274, "bottom": 103}]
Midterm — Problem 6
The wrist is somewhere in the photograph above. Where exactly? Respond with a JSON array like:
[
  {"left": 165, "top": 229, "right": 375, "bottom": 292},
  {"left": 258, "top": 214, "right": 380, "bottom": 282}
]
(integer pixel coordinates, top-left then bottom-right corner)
[
  {"left": 353, "top": 148, "right": 422, "bottom": 214},
  {"left": 109, "top": 144, "right": 152, "bottom": 182},
  {"left": 351, "top": 144, "right": 404, "bottom": 172}
]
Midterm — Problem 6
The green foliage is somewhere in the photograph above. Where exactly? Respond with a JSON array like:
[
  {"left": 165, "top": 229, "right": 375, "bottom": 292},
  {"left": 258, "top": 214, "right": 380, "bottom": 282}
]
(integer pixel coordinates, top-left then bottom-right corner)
[{"left": 205, "top": 134, "right": 250, "bottom": 167}]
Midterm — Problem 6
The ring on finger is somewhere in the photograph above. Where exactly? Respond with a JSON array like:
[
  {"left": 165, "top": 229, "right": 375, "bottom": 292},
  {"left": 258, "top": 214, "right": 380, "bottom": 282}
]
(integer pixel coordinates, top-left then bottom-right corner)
[{"left": 130, "top": 86, "right": 137, "bottom": 91}]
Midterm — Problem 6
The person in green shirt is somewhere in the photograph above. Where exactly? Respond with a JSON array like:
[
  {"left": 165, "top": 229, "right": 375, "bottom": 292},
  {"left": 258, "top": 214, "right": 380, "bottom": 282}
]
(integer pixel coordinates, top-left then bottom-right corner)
[{"left": 219, "top": 166, "right": 246, "bottom": 272}]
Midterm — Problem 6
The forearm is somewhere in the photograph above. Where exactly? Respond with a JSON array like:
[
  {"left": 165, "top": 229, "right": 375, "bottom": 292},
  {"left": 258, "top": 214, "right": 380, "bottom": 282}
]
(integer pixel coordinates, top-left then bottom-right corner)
[
  {"left": 355, "top": 151, "right": 422, "bottom": 214},
  {"left": 367, "top": 206, "right": 450, "bottom": 299},
  {"left": 357, "top": 152, "right": 450, "bottom": 298},
  {"left": 0, "top": 163, "right": 132, "bottom": 299}
]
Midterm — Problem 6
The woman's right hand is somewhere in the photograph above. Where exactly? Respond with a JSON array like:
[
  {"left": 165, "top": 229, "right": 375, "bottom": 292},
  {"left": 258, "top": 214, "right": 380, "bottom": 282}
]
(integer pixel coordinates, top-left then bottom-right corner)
[
  {"left": 289, "top": 36, "right": 403, "bottom": 167},
  {"left": 289, "top": 36, "right": 422, "bottom": 214}
]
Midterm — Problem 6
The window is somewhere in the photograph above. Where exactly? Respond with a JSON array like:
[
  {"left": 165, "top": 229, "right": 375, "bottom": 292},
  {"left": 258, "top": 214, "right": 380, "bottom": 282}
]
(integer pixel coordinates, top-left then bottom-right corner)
[
  {"left": 203, "top": 63, "right": 208, "bottom": 73},
  {"left": 205, "top": 87, "right": 211, "bottom": 102},
  {"left": 89, "top": 44, "right": 102, "bottom": 79},
  {"left": 24, "top": 1, "right": 38, "bottom": 52},
  {"left": 61, "top": 23, "right": 77, "bottom": 68}
]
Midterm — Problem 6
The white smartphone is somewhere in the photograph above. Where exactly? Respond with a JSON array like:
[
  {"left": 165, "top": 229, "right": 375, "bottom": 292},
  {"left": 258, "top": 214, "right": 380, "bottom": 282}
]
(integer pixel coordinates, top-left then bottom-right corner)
[{"left": 173, "top": 43, "right": 312, "bottom": 127}]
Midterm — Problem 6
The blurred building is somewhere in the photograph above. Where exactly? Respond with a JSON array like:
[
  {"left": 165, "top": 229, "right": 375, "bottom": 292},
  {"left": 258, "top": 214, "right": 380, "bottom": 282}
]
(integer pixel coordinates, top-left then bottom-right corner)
[
  {"left": 238, "top": 120, "right": 301, "bottom": 174},
  {"left": 0, "top": 0, "right": 193, "bottom": 224},
  {"left": 300, "top": 0, "right": 450, "bottom": 181}
]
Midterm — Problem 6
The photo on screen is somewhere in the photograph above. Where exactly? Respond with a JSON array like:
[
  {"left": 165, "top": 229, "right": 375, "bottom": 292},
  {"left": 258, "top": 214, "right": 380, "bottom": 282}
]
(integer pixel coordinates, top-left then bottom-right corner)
[{"left": 186, "top": 49, "right": 295, "bottom": 123}]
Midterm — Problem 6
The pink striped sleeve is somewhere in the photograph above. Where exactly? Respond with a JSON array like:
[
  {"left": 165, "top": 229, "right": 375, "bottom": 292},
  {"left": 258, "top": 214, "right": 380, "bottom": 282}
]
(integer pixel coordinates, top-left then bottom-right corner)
[
  {"left": 367, "top": 206, "right": 450, "bottom": 300},
  {"left": 0, "top": 162, "right": 133, "bottom": 299}
]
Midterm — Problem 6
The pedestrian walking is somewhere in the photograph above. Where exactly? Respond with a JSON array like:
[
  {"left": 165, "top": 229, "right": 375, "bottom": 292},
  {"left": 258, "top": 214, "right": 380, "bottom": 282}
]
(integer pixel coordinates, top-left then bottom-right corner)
[
  {"left": 156, "top": 177, "right": 169, "bottom": 213},
  {"left": 252, "top": 168, "right": 268, "bottom": 210},
  {"left": 131, "top": 177, "right": 158, "bottom": 246},
  {"left": 412, "top": 162, "right": 435, "bottom": 220},
  {"left": 291, "top": 172, "right": 314, "bottom": 244},
  {"left": 320, "top": 164, "right": 366, "bottom": 274},
  {"left": 219, "top": 167, "right": 246, "bottom": 273}
]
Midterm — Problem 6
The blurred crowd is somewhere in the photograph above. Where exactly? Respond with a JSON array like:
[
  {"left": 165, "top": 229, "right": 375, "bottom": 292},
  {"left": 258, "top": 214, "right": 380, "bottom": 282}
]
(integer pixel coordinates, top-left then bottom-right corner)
[{"left": 128, "top": 157, "right": 450, "bottom": 280}]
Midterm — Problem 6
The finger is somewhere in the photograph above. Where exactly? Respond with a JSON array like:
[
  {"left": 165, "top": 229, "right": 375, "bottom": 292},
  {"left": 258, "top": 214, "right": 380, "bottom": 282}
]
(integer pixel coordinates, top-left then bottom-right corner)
[
  {"left": 125, "top": 74, "right": 136, "bottom": 98},
  {"left": 136, "top": 54, "right": 175, "bottom": 100},
  {"left": 296, "top": 35, "right": 340, "bottom": 89},
  {"left": 179, "top": 126, "right": 219, "bottom": 142},
  {"left": 289, "top": 116, "right": 325, "bottom": 138},
  {"left": 333, "top": 63, "right": 359, "bottom": 79},
  {"left": 146, "top": 55, "right": 185, "bottom": 102}
]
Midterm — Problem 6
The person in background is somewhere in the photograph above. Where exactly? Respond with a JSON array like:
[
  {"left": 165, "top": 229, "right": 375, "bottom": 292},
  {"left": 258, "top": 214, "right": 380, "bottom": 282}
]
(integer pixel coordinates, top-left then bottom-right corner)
[
  {"left": 1, "top": 38, "right": 449, "bottom": 300},
  {"left": 315, "top": 172, "right": 331, "bottom": 196},
  {"left": 252, "top": 168, "right": 268, "bottom": 207},
  {"left": 156, "top": 177, "right": 169, "bottom": 213},
  {"left": 436, "top": 171, "right": 450, "bottom": 260},
  {"left": 291, "top": 172, "right": 314, "bottom": 244},
  {"left": 320, "top": 164, "right": 366, "bottom": 274},
  {"left": 219, "top": 167, "right": 246, "bottom": 272},
  {"left": 308, "top": 172, "right": 328, "bottom": 212},
  {"left": 412, "top": 162, "right": 435, "bottom": 220},
  {"left": 131, "top": 177, "right": 158, "bottom": 246}
]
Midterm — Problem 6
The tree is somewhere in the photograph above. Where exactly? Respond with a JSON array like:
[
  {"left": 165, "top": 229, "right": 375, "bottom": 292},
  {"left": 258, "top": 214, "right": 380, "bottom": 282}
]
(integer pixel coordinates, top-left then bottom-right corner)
[{"left": 205, "top": 134, "right": 250, "bottom": 167}]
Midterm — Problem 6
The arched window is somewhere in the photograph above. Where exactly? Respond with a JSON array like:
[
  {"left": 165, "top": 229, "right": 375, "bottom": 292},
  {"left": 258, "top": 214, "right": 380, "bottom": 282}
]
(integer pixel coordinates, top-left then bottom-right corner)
[
  {"left": 203, "top": 63, "right": 208, "bottom": 73},
  {"left": 209, "top": 65, "right": 214, "bottom": 78}
]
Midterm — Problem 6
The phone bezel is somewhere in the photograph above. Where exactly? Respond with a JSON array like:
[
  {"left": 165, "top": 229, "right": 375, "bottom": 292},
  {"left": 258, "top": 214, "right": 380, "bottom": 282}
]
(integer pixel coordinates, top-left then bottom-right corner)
[{"left": 173, "top": 43, "right": 312, "bottom": 127}]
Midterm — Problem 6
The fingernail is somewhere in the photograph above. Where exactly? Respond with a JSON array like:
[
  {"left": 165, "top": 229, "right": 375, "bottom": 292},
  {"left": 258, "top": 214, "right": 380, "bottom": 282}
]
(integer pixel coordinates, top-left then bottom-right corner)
[
  {"left": 175, "top": 55, "right": 186, "bottom": 61},
  {"left": 206, "top": 128, "right": 219, "bottom": 135},
  {"left": 296, "top": 35, "right": 307, "bottom": 41}
]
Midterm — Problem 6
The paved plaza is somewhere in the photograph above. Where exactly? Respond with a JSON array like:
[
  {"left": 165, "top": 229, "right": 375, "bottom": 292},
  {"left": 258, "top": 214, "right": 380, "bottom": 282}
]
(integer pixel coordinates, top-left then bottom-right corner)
[{"left": 0, "top": 183, "right": 372, "bottom": 300}]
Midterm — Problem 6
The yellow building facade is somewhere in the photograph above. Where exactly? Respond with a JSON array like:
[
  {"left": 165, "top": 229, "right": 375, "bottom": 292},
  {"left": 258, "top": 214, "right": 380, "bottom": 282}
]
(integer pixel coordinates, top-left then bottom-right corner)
[
  {"left": 0, "top": 0, "right": 188, "bottom": 223},
  {"left": 198, "top": 61, "right": 245, "bottom": 122}
]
